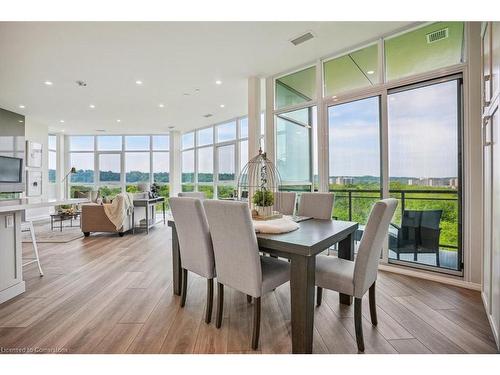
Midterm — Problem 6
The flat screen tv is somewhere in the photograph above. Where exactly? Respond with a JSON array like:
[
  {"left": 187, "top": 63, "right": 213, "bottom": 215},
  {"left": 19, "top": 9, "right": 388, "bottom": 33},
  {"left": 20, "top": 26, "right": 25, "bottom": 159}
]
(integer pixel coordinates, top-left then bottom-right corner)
[{"left": 0, "top": 156, "right": 23, "bottom": 183}]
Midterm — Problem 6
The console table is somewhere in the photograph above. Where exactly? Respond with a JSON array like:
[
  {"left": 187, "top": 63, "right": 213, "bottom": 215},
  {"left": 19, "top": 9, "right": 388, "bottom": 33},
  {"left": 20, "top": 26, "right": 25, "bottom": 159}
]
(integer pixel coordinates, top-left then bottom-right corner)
[{"left": 132, "top": 196, "right": 166, "bottom": 234}]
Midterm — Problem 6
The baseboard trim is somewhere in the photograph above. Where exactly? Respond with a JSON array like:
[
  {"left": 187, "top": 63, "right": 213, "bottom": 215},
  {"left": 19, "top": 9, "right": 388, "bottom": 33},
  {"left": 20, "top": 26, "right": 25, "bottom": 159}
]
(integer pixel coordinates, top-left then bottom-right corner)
[
  {"left": 0, "top": 281, "right": 26, "bottom": 305},
  {"left": 378, "top": 263, "right": 482, "bottom": 291}
]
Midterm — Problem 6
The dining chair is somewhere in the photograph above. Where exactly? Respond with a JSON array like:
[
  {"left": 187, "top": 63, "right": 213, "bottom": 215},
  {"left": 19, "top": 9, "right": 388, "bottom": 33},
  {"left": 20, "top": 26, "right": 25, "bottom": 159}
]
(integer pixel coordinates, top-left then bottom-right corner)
[
  {"left": 273, "top": 191, "right": 296, "bottom": 216},
  {"left": 178, "top": 192, "right": 206, "bottom": 200},
  {"left": 315, "top": 198, "right": 397, "bottom": 352},
  {"left": 203, "top": 200, "right": 290, "bottom": 350},
  {"left": 297, "top": 192, "right": 335, "bottom": 220},
  {"left": 169, "top": 197, "right": 215, "bottom": 323}
]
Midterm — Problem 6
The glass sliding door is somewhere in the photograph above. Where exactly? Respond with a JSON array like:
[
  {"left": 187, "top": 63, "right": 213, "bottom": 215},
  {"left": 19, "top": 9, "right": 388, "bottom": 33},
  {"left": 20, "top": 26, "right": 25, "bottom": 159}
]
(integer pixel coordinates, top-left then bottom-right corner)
[
  {"left": 328, "top": 96, "right": 381, "bottom": 225},
  {"left": 387, "top": 77, "right": 462, "bottom": 272}
]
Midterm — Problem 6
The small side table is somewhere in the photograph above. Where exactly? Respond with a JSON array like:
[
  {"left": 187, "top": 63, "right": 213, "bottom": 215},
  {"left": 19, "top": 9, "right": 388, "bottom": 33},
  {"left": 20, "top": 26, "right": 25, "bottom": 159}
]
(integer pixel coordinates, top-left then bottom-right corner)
[{"left": 132, "top": 197, "right": 166, "bottom": 234}]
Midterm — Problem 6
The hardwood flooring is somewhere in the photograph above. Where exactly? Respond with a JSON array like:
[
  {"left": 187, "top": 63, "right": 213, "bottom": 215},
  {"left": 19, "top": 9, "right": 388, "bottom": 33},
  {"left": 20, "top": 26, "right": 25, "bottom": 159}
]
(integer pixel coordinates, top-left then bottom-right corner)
[{"left": 0, "top": 224, "right": 497, "bottom": 354}]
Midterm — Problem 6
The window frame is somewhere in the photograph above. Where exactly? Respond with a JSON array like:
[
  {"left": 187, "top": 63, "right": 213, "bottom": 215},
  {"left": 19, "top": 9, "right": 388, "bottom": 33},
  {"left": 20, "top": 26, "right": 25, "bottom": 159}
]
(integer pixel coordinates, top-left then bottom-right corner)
[{"left": 67, "top": 134, "right": 170, "bottom": 195}]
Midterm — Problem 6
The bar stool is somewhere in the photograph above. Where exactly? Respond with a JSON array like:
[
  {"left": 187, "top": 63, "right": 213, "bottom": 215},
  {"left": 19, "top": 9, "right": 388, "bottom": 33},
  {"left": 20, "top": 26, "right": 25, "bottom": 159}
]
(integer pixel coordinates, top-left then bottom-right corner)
[{"left": 21, "top": 220, "right": 44, "bottom": 276}]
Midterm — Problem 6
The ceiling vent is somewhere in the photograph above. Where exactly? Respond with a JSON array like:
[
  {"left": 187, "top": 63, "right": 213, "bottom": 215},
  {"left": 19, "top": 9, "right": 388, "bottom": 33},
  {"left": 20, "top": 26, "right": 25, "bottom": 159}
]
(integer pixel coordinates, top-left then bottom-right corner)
[
  {"left": 426, "top": 28, "right": 449, "bottom": 44},
  {"left": 203, "top": 114, "right": 213, "bottom": 118},
  {"left": 290, "top": 31, "right": 315, "bottom": 46}
]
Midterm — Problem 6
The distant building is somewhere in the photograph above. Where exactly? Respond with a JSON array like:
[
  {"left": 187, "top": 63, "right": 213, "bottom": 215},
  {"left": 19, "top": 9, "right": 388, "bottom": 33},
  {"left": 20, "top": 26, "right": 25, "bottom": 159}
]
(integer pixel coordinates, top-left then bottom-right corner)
[
  {"left": 335, "top": 177, "right": 354, "bottom": 185},
  {"left": 407, "top": 177, "right": 453, "bottom": 187},
  {"left": 449, "top": 178, "right": 459, "bottom": 189}
]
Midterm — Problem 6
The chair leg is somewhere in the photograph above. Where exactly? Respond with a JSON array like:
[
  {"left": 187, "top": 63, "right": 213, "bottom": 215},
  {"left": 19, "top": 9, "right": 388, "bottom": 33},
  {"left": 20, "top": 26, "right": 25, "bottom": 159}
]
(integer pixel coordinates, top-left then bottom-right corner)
[
  {"left": 205, "top": 278, "right": 214, "bottom": 324},
  {"left": 354, "top": 298, "right": 365, "bottom": 352},
  {"left": 29, "top": 221, "right": 43, "bottom": 277},
  {"left": 251, "top": 297, "right": 261, "bottom": 350},
  {"left": 215, "top": 282, "right": 224, "bottom": 328},
  {"left": 247, "top": 294, "right": 252, "bottom": 303},
  {"left": 180, "top": 268, "right": 188, "bottom": 307},
  {"left": 316, "top": 286, "right": 323, "bottom": 306},
  {"left": 369, "top": 282, "right": 377, "bottom": 326}
]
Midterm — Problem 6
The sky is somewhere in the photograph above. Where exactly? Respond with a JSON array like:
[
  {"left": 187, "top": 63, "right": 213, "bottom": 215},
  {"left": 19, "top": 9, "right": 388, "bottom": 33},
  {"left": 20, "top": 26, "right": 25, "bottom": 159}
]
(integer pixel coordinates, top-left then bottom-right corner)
[{"left": 328, "top": 80, "right": 459, "bottom": 179}]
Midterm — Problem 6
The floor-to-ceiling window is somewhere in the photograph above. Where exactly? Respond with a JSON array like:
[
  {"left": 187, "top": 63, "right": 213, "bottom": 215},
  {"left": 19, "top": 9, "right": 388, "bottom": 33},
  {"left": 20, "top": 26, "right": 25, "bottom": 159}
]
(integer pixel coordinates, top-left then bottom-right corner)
[
  {"left": 68, "top": 134, "right": 169, "bottom": 206},
  {"left": 271, "top": 21, "right": 465, "bottom": 274},
  {"left": 180, "top": 116, "right": 247, "bottom": 199}
]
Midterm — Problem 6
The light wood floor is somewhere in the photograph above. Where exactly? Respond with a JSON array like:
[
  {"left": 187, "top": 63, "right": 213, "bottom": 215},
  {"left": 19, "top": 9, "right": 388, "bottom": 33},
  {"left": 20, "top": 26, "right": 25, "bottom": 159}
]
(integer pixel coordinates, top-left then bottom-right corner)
[{"left": 0, "top": 224, "right": 497, "bottom": 354}]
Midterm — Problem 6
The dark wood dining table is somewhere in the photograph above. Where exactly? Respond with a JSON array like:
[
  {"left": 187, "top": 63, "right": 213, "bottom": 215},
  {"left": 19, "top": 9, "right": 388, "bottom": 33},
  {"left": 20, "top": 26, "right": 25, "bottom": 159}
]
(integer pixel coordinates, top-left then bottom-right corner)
[{"left": 167, "top": 217, "right": 358, "bottom": 354}]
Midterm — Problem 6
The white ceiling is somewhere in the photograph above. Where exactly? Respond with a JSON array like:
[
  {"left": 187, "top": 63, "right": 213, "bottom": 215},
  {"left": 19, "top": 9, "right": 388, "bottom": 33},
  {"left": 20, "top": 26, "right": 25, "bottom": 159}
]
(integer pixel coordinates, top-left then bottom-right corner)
[{"left": 0, "top": 22, "right": 412, "bottom": 134}]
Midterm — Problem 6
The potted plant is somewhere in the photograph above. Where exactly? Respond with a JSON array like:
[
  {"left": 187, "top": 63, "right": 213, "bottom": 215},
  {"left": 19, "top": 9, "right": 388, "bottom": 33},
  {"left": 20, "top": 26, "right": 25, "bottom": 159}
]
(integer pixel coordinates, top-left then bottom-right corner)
[{"left": 252, "top": 190, "right": 274, "bottom": 217}]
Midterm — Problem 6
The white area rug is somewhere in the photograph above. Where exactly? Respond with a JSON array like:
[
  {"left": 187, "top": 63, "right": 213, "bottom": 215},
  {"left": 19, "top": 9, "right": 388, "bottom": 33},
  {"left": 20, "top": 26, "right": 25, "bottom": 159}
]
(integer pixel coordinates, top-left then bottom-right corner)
[{"left": 22, "top": 220, "right": 83, "bottom": 243}]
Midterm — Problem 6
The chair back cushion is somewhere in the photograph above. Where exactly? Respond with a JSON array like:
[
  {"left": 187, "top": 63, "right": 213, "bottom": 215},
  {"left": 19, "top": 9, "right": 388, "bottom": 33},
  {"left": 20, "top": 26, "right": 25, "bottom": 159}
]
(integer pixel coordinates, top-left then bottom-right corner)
[
  {"left": 273, "top": 191, "right": 296, "bottom": 216},
  {"left": 353, "top": 198, "right": 397, "bottom": 297},
  {"left": 419, "top": 210, "right": 443, "bottom": 251},
  {"left": 203, "top": 200, "right": 262, "bottom": 297},
  {"left": 178, "top": 192, "right": 206, "bottom": 200},
  {"left": 297, "top": 192, "right": 335, "bottom": 220},
  {"left": 169, "top": 197, "right": 215, "bottom": 279}
]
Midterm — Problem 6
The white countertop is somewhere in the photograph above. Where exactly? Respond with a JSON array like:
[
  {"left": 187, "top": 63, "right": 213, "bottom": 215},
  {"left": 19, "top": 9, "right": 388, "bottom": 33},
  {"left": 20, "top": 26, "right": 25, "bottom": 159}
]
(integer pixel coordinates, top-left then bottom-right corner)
[{"left": 0, "top": 198, "right": 89, "bottom": 213}]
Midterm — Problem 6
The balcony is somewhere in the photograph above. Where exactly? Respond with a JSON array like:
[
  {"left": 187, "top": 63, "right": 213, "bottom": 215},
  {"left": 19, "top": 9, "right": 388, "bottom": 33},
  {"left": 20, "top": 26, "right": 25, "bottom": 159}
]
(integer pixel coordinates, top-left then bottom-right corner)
[{"left": 329, "top": 188, "right": 460, "bottom": 271}]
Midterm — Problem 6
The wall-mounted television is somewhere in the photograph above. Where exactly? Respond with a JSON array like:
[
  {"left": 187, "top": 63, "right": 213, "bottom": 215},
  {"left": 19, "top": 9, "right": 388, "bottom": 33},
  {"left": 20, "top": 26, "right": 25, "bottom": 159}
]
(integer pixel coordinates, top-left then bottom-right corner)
[{"left": 0, "top": 155, "right": 25, "bottom": 193}]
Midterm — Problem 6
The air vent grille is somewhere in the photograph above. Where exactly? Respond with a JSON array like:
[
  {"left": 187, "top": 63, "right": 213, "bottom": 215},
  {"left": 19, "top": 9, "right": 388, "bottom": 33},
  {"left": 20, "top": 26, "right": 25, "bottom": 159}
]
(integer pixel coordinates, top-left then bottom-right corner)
[
  {"left": 203, "top": 114, "right": 213, "bottom": 118},
  {"left": 426, "top": 28, "right": 449, "bottom": 44},
  {"left": 290, "top": 32, "right": 314, "bottom": 46}
]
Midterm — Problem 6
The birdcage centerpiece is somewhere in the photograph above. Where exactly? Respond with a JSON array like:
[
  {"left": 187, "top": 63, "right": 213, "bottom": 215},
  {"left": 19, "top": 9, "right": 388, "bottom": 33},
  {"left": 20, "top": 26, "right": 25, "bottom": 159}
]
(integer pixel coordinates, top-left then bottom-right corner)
[{"left": 236, "top": 148, "right": 283, "bottom": 220}]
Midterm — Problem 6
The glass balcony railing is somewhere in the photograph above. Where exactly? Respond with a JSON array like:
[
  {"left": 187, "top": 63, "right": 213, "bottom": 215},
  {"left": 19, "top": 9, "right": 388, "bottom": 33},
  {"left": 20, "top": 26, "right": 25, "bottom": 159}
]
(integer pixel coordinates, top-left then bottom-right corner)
[{"left": 329, "top": 188, "right": 460, "bottom": 271}]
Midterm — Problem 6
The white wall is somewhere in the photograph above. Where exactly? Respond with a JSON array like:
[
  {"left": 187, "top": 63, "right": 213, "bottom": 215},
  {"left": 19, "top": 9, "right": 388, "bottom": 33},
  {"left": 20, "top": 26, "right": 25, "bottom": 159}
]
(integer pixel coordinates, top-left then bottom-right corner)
[{"left": 24, "top": 117, "right": 50, "bottom": 220}]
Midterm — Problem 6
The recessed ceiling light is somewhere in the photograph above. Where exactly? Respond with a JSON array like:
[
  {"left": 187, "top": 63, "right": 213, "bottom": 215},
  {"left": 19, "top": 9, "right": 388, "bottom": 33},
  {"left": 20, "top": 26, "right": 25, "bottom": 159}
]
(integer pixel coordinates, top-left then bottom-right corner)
[
  {"left": 220, "top": 104, "right": 225, "bottom": 108},
  {"left": 183, "top": 93, "right": 190, "bottom": 96},
  {"left": 89, "top": 104, "right": 95, "bottom": 109},
  {"left": 18, "top": 105, "right": 25, "bottom": 109},
  {"left": 44, "top": 81, "right": 53, "bottom": 86},
  {"left": 366, "top": 70, "right": 375, "bottom": 75},
  {"left": 215, "top": 80, "right": 222, "bottom": 85},
  {"left": 158, "top": 104, "right": 165, "bottom": 108},
  {"left": 60, "top": 120, "right": 65, "bottom": 123},
  {"left": 135, "top": 80, "right": 143, "bottom": 85},
  {"left": 116, "top": 119, "right": 121, "bottom": 123},
  {"left": 61, "top": 129, "right": 65, "bottom": 132},
  {"left": 18, "top": 120, "right": 23, "bottom": 123}
]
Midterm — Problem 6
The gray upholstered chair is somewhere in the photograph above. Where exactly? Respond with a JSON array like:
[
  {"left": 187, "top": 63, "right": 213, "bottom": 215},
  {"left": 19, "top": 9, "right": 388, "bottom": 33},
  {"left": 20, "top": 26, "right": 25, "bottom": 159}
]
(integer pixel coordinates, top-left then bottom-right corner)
[
  {"left": 169, "top": 197, "right": 215, "bottom": 323},
  {"left": 203, "top": 200, "right": 290, "bottom": 350},
  {"left": 178, "top": 192, "right": 206, "bottom": 200},
  {"left": 273, "top": 191, "right": 296, "bottom": 216},
  {"left": 297, "top": 192, "right": 335, "bottom": 220},
  {"left": 315, "top": 198, "right": 397, "bottom": 352}
]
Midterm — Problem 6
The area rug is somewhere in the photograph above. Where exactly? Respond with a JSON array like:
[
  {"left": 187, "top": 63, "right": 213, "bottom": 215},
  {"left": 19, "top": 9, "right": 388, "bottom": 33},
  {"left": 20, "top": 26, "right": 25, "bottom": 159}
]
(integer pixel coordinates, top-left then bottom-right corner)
[{"left": 22, "top": 220, "right": 84, "bottom": 243}]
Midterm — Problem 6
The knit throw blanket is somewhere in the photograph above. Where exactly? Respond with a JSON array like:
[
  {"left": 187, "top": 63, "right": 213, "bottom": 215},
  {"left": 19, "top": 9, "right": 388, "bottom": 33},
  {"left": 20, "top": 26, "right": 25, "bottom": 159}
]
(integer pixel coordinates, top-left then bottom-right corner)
[{"left": 103, "top": 192, "right": 135, "bottom": 230}]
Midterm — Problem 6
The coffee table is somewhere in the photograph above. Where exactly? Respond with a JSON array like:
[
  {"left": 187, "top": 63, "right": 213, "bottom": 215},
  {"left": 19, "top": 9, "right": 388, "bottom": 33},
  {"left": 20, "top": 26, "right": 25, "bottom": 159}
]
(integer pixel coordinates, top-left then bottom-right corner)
[{"left": 50, "top": 211, "right": 81, "bottom": 232}]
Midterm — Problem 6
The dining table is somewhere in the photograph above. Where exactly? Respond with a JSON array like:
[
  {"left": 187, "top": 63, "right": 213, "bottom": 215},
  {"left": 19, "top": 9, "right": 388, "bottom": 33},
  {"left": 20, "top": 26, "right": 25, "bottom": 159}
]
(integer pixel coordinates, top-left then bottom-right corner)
[{"left": 167, "top": 216, "right": 358, "bottom": 354}]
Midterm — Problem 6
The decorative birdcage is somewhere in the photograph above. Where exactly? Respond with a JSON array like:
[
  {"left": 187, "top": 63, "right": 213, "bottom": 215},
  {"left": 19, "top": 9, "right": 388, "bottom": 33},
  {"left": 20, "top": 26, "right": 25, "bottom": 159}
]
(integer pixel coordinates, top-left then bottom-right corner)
[{"left": 236, "top": 148, "right": 283, "bottom": 220}]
